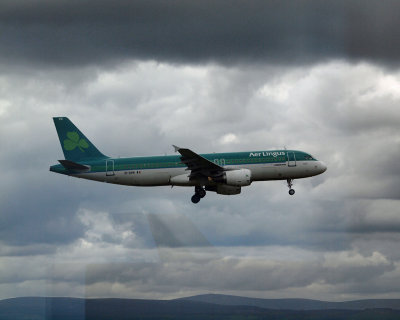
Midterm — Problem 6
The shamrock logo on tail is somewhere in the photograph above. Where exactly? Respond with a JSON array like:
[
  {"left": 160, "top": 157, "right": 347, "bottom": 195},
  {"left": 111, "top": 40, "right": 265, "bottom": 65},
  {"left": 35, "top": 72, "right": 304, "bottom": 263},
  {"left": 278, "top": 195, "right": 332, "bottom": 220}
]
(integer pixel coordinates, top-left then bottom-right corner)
[{"left": 64, "top": 131, "right": 89, "bottom": 152}]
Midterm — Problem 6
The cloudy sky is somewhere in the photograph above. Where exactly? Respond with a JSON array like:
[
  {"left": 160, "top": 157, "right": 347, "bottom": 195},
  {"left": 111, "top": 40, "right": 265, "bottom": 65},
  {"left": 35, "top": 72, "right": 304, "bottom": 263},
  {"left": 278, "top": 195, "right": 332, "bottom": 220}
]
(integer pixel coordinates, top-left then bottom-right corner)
[{"left": 1, "top": 0, "right": 400, "bottom": 302}]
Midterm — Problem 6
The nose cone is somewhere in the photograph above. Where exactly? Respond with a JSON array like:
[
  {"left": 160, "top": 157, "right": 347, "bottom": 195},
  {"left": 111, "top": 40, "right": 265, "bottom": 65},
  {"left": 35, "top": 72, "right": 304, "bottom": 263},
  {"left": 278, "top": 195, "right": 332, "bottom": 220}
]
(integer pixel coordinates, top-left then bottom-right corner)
[{"left": 319, "top": 161, "right": 327, "bottom": 173}]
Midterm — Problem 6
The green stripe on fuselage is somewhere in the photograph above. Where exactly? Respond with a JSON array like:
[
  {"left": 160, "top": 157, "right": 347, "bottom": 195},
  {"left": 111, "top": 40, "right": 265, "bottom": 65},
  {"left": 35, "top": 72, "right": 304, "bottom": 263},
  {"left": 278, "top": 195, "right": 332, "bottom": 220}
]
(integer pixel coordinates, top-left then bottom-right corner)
[{"left": 50, "top": 150, "right": 317, "bottom": 175}]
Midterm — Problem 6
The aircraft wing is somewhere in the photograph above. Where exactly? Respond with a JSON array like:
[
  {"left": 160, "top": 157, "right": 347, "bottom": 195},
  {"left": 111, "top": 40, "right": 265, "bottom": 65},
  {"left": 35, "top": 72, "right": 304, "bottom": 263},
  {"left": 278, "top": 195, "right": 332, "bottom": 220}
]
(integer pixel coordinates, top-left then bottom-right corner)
[{"left": 173, "top": 145, "right": 224, "bottom": 179}]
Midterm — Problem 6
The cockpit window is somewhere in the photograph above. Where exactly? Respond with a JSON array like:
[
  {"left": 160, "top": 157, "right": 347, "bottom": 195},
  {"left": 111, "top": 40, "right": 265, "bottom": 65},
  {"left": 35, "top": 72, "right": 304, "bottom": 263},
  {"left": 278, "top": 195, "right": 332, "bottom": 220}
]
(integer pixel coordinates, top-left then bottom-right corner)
[{"left": 304, "top": 155, "right": 315, "bottom": 160}]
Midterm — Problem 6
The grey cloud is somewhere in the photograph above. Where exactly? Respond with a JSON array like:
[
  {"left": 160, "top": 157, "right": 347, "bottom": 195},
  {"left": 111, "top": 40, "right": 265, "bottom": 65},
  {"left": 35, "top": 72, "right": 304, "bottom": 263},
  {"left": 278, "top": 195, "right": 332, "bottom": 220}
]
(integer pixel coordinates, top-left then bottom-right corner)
[
  {"left": 345, "top": 200, "right": 400, "bottom": 235},
  {"left": 1, "top": 61, "right": 399, "bottom": 252},
  {"left": 1, "top": 0, "right": 400, "bottom": 68},
  {"left": 1, "top": 54, "right": 400, "bottom": 300},
  {"left": 81, "top": 249, "right": 393, "bottom": 297},
  {"left": 0, "top": 185, "right": 86, "bottom": 247},
  {"left": 354, "top": 265, "right": 400, "bottom": 295},
  {"left": 353, "top": 236, "right": 400, "bottom": 261},
  {"left": 147, "top": 213, "right": 214, "bottom": 248},
  {"left": 0, "top": 243, "right": 56, "bottom": 257},
  {"left": 1, "top": 243, "right": 396, "bottom": 300}
]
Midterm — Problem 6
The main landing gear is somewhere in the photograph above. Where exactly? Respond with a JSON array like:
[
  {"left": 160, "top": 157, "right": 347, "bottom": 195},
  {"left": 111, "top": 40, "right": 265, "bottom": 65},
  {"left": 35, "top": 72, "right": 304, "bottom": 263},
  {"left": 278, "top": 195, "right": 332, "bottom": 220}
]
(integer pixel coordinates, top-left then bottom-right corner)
[
  {"left": 287, "top": 179, "right": 295, "bottom": 195},
  {"left": 191, "top": 186, "right": 206, "bottom": 204}
]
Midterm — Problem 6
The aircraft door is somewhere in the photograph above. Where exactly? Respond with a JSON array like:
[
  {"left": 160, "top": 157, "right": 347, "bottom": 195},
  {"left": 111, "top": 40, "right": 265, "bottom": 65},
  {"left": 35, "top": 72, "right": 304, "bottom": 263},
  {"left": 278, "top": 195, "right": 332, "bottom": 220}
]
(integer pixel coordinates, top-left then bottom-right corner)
[
  {"left": 106, "top": 160, "right": 115, "bottom": 176},
  {"left": 287, "top": 152, "right": 296, "bottom": 167}
]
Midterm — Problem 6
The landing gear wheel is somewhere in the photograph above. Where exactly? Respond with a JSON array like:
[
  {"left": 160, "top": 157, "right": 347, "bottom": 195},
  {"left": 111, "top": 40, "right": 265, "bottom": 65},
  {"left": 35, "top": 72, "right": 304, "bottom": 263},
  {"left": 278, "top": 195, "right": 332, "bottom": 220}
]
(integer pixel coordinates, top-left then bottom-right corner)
[
  {"left": 198, "top": 189, "right": 206, "bottom": 198},
  {"left": 194, "top": 186, "right": 206, "bottom": 199},
  {"left": 286, "top": 179, "right": 295, "bottom": 196},
  {"left": 191, "top": 194, "right": 201, "bottom": 204}
]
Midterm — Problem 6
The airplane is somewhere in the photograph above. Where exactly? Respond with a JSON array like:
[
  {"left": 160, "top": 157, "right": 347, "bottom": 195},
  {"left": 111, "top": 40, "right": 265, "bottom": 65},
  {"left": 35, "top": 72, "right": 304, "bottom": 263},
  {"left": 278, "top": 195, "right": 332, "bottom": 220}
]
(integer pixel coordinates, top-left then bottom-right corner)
[{"left": 50, "top": 117, "right": 327, "bottom": 203}]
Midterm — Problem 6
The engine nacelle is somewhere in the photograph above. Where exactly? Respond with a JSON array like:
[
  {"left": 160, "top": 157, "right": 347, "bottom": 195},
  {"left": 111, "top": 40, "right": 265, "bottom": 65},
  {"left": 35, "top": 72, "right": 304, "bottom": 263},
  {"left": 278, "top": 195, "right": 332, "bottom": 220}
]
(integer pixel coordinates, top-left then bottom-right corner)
[
  {"left": 224, "top": 169, "right": 252, "bottom": 186},
  {"left": 206, "top": 185, "right": 241, "bottom": 195},
  {"left": 217, "top": 185, "right": 241, "bottom": 195}
]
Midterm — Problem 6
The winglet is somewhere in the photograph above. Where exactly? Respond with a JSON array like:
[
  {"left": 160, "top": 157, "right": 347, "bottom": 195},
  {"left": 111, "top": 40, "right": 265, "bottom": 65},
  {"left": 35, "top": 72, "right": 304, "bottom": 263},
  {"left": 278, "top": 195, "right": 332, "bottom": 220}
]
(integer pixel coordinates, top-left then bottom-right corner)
[{"left": 173, "top": 145, "right": 180, "bottom": 152}]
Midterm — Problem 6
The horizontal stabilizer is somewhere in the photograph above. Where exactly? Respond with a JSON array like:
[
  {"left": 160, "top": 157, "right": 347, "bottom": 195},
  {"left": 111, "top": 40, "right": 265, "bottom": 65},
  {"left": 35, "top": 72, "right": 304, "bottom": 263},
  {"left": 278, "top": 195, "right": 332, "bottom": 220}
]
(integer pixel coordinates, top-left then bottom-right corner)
[{"left": 58, "top": 160, "right": 90, "bottom": 171}]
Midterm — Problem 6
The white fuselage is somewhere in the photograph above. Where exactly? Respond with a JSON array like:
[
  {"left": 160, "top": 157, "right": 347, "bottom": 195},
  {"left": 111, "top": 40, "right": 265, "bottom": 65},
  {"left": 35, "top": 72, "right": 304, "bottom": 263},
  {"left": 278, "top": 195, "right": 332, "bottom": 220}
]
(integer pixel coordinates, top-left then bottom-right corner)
[{"left": 72, "top": 160, "right": 327, "bottom": 187}]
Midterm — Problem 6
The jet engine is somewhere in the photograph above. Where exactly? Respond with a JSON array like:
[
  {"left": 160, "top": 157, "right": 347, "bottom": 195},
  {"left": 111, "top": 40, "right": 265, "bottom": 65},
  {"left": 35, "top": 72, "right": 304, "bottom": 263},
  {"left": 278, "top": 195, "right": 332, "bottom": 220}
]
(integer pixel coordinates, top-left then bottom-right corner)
[{"left": 223, "top": 168, "right": 252, "bottom": 186}]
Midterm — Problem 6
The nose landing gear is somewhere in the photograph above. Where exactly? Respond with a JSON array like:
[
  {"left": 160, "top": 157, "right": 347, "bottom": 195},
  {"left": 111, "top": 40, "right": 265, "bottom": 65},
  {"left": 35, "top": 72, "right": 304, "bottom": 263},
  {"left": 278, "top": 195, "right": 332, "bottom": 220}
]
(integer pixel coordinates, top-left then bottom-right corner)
[
  {"left": 191, "top": 186, "right": 206, "bottom": 203},
  {"left": 287, "top": 179, "right": 295, "bottom": 195}
]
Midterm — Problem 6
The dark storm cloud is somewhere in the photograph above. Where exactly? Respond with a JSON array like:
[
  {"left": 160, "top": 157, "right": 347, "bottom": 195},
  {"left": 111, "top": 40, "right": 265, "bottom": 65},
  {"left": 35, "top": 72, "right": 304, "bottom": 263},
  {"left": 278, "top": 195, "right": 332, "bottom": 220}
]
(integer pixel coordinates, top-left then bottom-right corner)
[{"left": 1, "top": 0, "right": 400, "bottom": 67}]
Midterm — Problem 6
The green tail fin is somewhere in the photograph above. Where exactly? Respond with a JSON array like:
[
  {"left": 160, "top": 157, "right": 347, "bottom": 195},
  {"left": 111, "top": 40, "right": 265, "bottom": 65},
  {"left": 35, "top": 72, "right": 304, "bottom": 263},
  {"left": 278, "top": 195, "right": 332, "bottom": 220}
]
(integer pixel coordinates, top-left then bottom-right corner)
[{"left": 53, "top": 117, "right": 108, "bottom": 161}]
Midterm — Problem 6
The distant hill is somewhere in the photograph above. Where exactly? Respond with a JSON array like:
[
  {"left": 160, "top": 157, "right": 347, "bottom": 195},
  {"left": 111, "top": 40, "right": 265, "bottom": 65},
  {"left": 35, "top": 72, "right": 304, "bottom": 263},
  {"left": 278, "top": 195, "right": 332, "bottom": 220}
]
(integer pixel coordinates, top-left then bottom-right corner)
[
  {"left": 178, "top": 293, "right": 400, "bottom": 310},
  {"left": 1, "top": 296, "right": 400, "bottom": 320}
]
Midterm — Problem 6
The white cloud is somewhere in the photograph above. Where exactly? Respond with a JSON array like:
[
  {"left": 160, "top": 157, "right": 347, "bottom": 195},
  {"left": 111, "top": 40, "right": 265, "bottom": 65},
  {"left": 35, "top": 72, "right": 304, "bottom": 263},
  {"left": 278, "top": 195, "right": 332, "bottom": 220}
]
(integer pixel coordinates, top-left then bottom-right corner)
[{"left": 219, "top": 133, "right": 239, "bottom": 145}]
